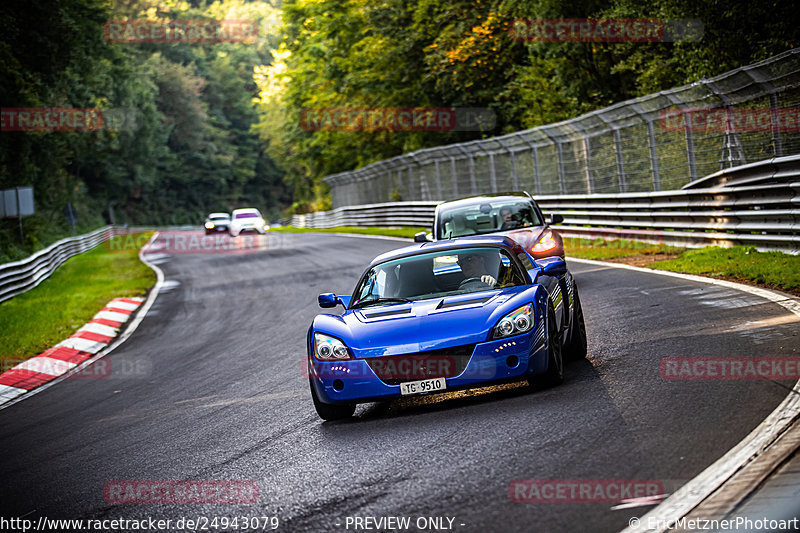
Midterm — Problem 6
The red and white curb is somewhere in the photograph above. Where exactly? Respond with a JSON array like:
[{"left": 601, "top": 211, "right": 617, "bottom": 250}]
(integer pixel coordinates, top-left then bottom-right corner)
[{"left": 0, "top": 297, "right": 145, "bottom": 405}]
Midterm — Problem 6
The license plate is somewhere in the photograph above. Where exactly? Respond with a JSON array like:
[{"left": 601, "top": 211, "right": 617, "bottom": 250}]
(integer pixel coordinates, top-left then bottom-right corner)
[{"left": 400, "top": 377, "right": 447, "bottom": 396}]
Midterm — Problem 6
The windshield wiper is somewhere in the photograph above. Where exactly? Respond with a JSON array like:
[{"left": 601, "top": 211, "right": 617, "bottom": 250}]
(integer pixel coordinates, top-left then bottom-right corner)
[{"left": 352, "top": 297, "right": 412, "bottom": 309}]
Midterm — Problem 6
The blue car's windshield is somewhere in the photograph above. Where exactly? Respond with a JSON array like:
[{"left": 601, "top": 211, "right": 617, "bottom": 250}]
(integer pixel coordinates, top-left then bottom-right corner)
[
  {"left": 436, "top": 200, "right": 542, "bottom": 239},
  {"left": 352, "top": 247, "right": 527, "bottom": 308}
]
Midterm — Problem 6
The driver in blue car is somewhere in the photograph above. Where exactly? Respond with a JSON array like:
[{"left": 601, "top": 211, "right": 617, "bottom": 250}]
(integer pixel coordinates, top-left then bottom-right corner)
[{"left": 457, "top": 252, "right": 497, "bottom": 290}]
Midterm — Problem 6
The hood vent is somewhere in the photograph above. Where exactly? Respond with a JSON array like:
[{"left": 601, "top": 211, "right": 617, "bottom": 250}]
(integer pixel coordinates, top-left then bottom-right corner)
[
  {"left": 437, "top": 294, "right": 494, "bottom": 310},
  {"left": 361, "top": 307, "right": 413, "bottom": 319}
]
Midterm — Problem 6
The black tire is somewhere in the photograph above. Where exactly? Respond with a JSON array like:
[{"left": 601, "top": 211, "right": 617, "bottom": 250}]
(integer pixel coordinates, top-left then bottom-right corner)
[
  {"left": 309, "top": 379, "right": 355, "bottom": 421},
  {"left": 563, "top": 287, "right": 588, "bottom": 360},
  {"left": 530, "top": 306, "right": 564, "bottom": 389}
]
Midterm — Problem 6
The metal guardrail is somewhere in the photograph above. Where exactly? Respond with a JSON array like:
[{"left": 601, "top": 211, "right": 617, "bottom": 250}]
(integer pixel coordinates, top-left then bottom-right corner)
[
  {"left": 323, "top": 49, "right": 800, "bottom": 208},
  {"left": 0, "top": 226, "right": 113, "bottom": 304},
  {"left": 293, "top": 155, "right": 800, "bottom": 253},
  {"left": 538, "top": 157, "right": 800, "bottom": 253},
  {"left": 292, "top": 202, "right": 437, "bottom": 229}
]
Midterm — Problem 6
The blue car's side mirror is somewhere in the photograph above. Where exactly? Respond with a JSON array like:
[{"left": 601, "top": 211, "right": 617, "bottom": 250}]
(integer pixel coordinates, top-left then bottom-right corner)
[
  {"left": 318, "top": 293, "right": 338, "bottom": 308},
  {"left": 538, "top": 257, "right": 567, "bottom": 277},
  {"left": 414, "top": 232, "right": 430, "bottom": 243},
  {"left": 319, "top": 293, "right": 351, "bottom": 309},
  {"left": 527, "top": 268, "right": 542, "bottom": 283}
]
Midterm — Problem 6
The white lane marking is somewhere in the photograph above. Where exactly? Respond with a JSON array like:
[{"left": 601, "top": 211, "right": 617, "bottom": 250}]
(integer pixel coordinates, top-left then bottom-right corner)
[
  {"left": 13, "top": 357, "right": 76, "bottom": 376},
  {"left": 565, "top": 258, "right": 800, "bottom": 533},
  {"left": 158, "top": 280, "right": 181, "bottom": 291},
  {"left": 94, "top": 310, "right": 131, "bottom": 323},
  {"left": 610, "top": 494, "right": 668, "bottom": 511},
  {"left": 78, "top": 322, "right": 119, "bottom": 337},
  {"left": 107, "top": 300, "right": 139, "bottom": 311},
  {"left": 0, "top": 385, "right": 27, "bottom": 401},
  {"left": 0, "top": 232, "right": 165, "bottom": 411},
  {"left": 141, "top": 253, "right": 170, "bottom": 264}
]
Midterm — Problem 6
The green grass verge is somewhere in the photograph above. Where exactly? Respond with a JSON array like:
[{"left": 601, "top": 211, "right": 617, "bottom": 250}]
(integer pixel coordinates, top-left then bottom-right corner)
[
  {"left": 565, "top": 237, "right": 798, "bottom": 294},
  {"left": 0, "top": 232, "right": 156, "bottom": 366},
  {"left": 270, "top": 225, "right": 426, "bottom": 239},
  {"left": 649, "top": 246, "right": 800, "bottom": 293},
  {"left": 563, "top": 236, "right": 685, "bottom": 260}
]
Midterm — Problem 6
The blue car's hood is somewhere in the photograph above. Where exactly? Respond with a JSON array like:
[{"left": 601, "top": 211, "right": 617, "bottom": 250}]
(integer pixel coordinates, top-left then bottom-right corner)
[{"left": 313, "top": 286, "right": 542, "bottom": 358}]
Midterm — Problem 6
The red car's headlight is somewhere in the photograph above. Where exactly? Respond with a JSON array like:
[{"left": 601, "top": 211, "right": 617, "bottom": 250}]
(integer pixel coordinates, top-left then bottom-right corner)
[{"left": 532, "top": 230, "right": 558, "bottom": 254}]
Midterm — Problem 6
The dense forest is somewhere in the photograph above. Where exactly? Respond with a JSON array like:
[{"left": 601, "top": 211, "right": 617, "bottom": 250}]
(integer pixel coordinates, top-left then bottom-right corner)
[
  {"left": 0, "top": 0, "right": 290, "bottom": 261},
  {"left": 1, "top": 0, "right": 798, "bottom": 261}
]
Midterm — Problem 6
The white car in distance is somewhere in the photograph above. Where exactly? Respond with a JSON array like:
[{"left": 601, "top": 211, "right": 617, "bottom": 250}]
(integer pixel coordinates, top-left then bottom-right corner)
[{"left": 229, "top": 208, "right": 269, "bottom": 236}]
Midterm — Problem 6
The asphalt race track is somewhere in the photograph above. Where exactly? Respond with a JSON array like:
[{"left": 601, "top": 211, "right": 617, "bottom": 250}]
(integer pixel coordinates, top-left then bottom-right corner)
[{"left": 0, "top": 232, "right": 798, "bottom": 532}]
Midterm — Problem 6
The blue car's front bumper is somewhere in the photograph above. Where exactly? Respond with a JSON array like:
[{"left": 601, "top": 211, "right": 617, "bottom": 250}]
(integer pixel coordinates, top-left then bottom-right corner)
[{"left": 309, "top": 328, "right": 548, "bottom": 405}]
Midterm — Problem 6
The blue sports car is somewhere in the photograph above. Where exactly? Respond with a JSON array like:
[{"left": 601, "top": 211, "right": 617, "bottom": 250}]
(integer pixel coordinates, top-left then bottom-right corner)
[{"left": 307, "top": 235, "right": 587, "bottom": 420}]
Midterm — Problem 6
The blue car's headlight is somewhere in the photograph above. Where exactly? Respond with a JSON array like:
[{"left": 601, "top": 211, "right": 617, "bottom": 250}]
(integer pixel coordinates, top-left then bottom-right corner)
[
  {"left": 313, "top": 332, "right": 352, "bottom": 361},
  {"left": 492, "top": 303, "right": 534, "bottom": 339}
]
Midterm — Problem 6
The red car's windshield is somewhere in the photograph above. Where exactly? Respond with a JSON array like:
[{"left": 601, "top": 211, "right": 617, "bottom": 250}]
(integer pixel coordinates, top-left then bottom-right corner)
[{"left": 437, "top": 200, "right": 542, "bottom": 239}]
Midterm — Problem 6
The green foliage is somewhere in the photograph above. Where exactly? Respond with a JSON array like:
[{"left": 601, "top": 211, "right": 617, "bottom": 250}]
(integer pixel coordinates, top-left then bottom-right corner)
[
  {"left": 255, "top": 0, "right": 799, "bottom": 205},
  {"left": 2, "top": 0, "right": 798, "bottom": 257},
  {"left": 0, "top": 0, "right": 291, "bottom": 261}
]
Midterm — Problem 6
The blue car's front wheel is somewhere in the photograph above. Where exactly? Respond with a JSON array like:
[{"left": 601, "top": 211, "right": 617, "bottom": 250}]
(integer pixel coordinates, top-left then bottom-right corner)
[
  {"left": 564, "top": 287, "right": 587, "bottom": 361},
  {"left": 309, "top": 379, "right": 356, "bottom": 421},
  {"left": 529, "top": 305, "right": 564, "bottom": 389}
]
